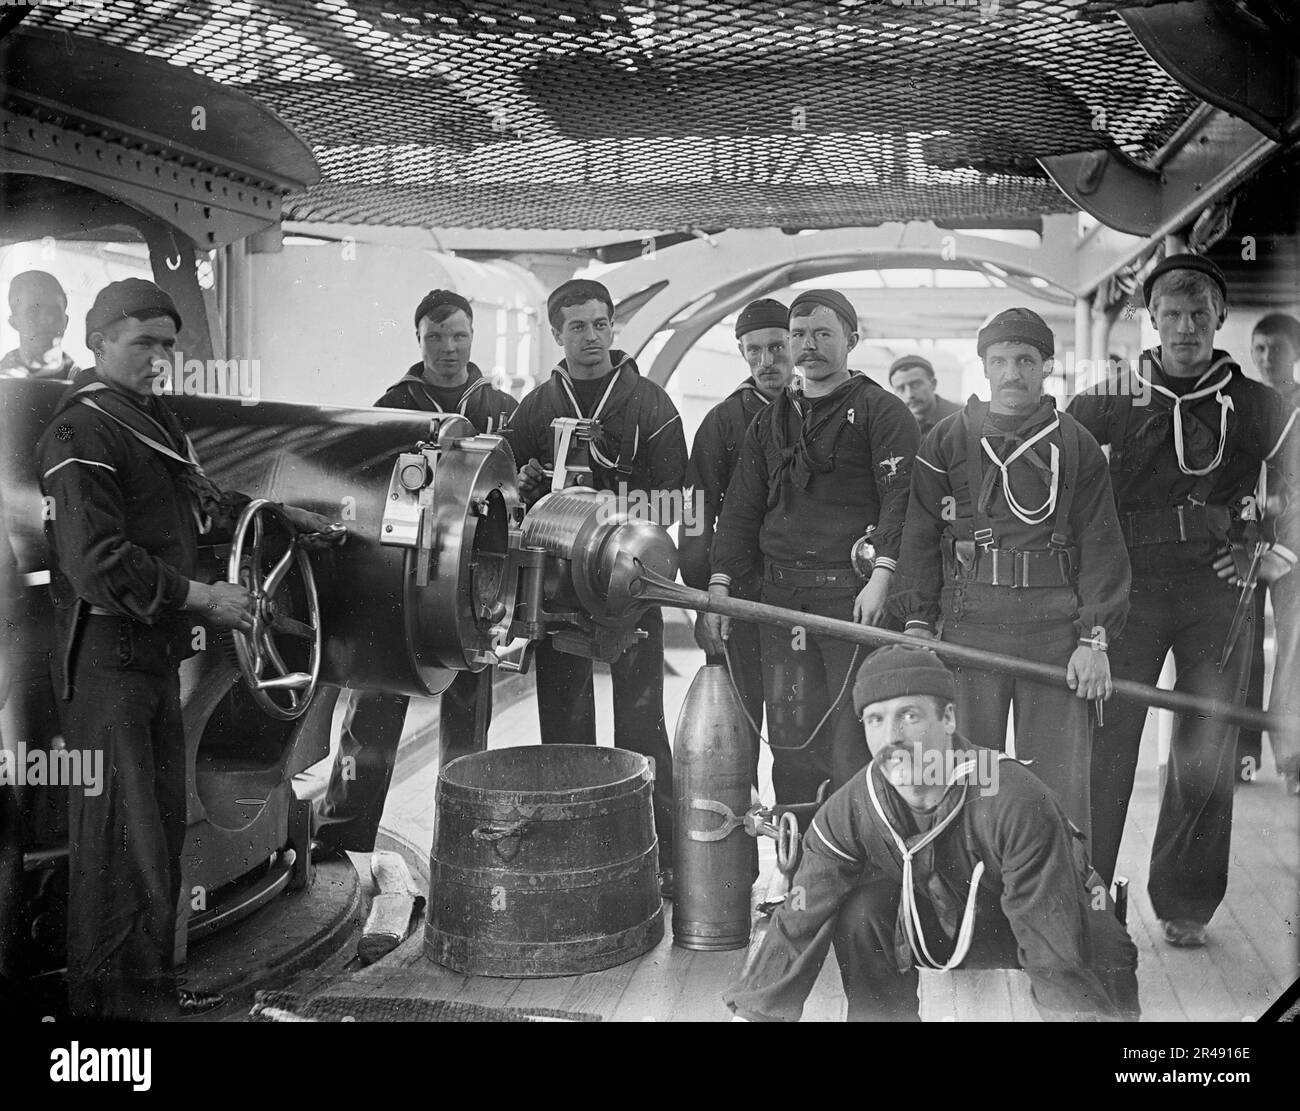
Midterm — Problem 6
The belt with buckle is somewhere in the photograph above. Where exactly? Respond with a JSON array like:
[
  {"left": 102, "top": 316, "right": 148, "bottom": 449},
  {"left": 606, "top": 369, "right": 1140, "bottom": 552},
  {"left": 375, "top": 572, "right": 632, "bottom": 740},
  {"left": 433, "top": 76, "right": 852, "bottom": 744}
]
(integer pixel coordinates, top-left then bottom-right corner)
[
  {"left": 1120, "top": 504, "right": 1215, "bottom": 547},
  {"left": 766, "top": 562, "right": 859, "bottom": 588},
  {"left": 953, "top": 546, "right": 1074, "bottom": 589}
]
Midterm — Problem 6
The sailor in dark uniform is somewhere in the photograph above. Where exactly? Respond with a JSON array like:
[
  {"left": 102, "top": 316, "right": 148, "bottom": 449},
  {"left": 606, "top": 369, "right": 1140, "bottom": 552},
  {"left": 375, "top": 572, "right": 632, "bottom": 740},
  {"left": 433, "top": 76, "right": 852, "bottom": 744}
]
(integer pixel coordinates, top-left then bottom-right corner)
[
  {"left": 314, "top": 290, "right": 517, "bottom": 856},
  {"left": 504, "top": 279, "right": 687, "bottom": 887},
  {"left": 371, "top": 289, "right": 517, "bottom": 431},
  {"left": 35, "top": 279, "right": 340, "bottom": 1019},
  {"left": 1068, "top": 255, "right": 1300, "bottom": 947},
  {"left": 891, "top": 308, "right": 1130, "bottom": 838},
  {"left": 680, "top": 298, "right": 793, "bottom": 785},
  {"left": 888, "top": 354, "right": 960, "bottom": 437},
  {"left": 1237, "top": 312, "right": 1300, "bottom": 788},
  {"left": 724, "top": 645, "right": 1139, "bottom": 1023},
  {"left": 708, "top": 290, "right": 919, "bottom": 804}
]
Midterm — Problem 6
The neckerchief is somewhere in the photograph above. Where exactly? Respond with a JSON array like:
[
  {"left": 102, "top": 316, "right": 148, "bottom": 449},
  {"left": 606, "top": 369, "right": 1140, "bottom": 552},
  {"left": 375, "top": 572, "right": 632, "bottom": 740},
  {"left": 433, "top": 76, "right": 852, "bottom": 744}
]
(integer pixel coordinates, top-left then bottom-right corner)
[
  {"left": 968, "top": 397, "right": 1061, "bottom": 526},
  {"left": 1130, "top": 350, "right": 1237, "bottom": 476},
  {"left": 549, "top": 351, "right": 640, "bottom": 472},
  {"left": 771, "top": 376, "right": 857, "bottom": 491},
  {"left": 861, "top": 742, "right": 986, "bottom": 971},
  {"left": 59, "top": 373, "right": 223, "bottom": 533}
]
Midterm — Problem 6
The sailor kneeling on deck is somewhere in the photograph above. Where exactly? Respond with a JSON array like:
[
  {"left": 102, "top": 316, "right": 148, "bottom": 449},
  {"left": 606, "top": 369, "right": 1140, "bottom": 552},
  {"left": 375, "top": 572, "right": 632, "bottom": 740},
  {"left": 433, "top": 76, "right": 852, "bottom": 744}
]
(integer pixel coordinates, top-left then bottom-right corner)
[{"left": 724, "top": 645, "right": 1139, "bottom": 1023}]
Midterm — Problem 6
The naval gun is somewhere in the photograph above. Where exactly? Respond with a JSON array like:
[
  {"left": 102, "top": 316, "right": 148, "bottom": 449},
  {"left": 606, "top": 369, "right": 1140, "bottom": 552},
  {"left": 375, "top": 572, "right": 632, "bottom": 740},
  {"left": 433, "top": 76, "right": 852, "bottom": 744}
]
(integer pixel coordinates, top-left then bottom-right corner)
[{"left": 0, "top": 380, "right": 676, "bottom": 980}]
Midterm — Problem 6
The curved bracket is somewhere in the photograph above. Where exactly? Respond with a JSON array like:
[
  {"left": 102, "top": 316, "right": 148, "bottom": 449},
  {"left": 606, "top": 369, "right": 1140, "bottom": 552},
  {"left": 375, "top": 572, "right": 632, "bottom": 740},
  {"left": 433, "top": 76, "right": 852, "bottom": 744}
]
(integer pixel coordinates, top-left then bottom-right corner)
[
  {"left": 1040, "top": 110, "right": 1276, "bottom": 241},
  {"left": 1121, "top": 0, "right": 1300, "bottom": 143}
]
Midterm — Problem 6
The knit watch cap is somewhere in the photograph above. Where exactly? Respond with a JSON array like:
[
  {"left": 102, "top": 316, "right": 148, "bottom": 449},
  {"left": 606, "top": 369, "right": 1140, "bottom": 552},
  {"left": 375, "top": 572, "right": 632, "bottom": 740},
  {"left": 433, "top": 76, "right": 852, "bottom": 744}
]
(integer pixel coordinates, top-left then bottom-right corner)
[
  {"left": 853, "top": 644, "right": 957, "bottom": 717},
  {"left": 1141, "top": 252, "right": 1228, "bottom": 308},
  {"left": 735, "top": 298, "right": 789, "bottom": 339},
  {"left": 888, "top": 354, "right": 935, "bottom": 380},
  {"left": 547, "top": 278, "right": 614, "bottom": 322},
  {"left": 414, "top": 288, "right": 473, "bottom": 328},
  {"left": 976, "top": 307, "right": 1055, "bottom": 358},
  {"left": 85, "top": 278, "right": 181, "bottom": 345},
  {"left": 789, "top": 289, "right": 858, "bottom": 335}
]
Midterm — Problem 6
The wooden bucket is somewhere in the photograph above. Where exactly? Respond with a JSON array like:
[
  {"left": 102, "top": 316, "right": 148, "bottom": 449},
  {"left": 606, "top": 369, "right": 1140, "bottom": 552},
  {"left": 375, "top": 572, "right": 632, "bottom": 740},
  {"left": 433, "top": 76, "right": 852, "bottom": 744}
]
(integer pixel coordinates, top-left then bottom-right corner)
[{"left": 424, "top": 745, "right": 664, "bottom": 977}]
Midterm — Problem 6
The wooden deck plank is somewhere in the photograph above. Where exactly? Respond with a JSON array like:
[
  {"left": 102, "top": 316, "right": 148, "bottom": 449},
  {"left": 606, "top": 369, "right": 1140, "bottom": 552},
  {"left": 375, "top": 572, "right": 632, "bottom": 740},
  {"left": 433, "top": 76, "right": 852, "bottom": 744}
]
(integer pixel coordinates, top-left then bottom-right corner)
[
  {"left": 1006, "top": 972, "right": 1039, "bottom": 1022},
  {"left": 557, "top": 958, "right": 642, "bottom": 1020},
  {"left": 918, "top": 971, "right": 957, "bottom": 1022},
  {"left": 1211, "top": 897, "right": 1294, "bottom": 1021},
  {"left": 665, "top": 949, "right": 745, "bottom": 1022},
  {"left": 951, "top": 970, "right": 1015, "bottom": 1022},
  {"left": 1119, "top": 780, "right": 1247, "bottom": 1022},
  {"left": 1112, "top": 803, "right": 1192, "bottom": 1023},
  {"left": 501, "top": 972, "right": 588, "bottom": 1015},
  {"left": 1225, "top": 781, "right": 1298, "bottom": 923},
  {"left": 607, "top": 945, "right": 681, "bottom": 1022}
]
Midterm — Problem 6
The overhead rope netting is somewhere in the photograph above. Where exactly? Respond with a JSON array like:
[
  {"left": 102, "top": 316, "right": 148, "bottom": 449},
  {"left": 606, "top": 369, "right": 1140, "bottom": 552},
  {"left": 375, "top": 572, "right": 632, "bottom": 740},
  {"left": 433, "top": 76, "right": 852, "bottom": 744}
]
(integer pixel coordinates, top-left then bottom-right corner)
[{"left": 23, "top": 0, "right": 1200, "bottom": 230}]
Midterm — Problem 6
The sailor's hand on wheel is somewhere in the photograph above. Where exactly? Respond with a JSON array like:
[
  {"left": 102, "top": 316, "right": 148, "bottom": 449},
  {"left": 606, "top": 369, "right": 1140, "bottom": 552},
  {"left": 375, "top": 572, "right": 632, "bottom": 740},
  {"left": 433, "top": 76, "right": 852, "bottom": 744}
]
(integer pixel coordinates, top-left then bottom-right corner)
[
  {"left": 518, "top": 458, "right": 547, "bottom": 503},
  {"left": 903, "top": 625, "right": 936, "bottom": 641},
  {"left": 279, "top": 504, "right": 348, "bottom": 548},
  {"left": 191, "top": 581, "right": 255, "bottom": 633},
  {"left": 1066, "top": 643, "right": 1111, "bottom": 701}
]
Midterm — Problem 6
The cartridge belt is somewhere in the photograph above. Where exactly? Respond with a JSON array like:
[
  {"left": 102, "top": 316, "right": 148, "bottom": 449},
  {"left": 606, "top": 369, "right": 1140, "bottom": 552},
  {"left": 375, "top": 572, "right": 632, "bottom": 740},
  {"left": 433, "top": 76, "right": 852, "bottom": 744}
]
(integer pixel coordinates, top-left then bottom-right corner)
[
  {"left": 765, "top": 561, "right": 859, "bottom": 588},
  {"left": 1120, "top": 504, "right": 1221, "bottom": 547},
  {"left": 947, "top": 540, "right": 1075, "bottom": 589}
]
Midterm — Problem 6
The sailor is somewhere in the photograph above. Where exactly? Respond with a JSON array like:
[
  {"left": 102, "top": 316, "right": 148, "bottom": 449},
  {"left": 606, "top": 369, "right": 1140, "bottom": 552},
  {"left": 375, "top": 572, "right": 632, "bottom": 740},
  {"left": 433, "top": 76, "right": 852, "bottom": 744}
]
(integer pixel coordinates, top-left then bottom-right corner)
[
  {"left": 680, "top": 297, "right": 794, "bottom": 785},
  {"left": 314, "top": 289, "right": 517, "bottom": 857},
  {"left": 723, "top": 644, "right": 1140, "bottom": 1022},
  {"left": 371, "top": 289, "right": 517, "bottom": 431},
  {"left": 503, "top": 278, "right": 687, "bottom": 889},
  {"left": 1251, "top": 312, "right": 1300, "bottom": 404},
  {"left": 36, "top": 279, "right": 341, "bottom": 1019},
  {"left": 891, "top": 308, "right": 1130, "bottom": 837},
  {"left": 2, "top": 270, "right": 79, "bottom": 381},
  {"left": 1237, "top": 312, "right": 1300, "bottom": 788},
  {"left": 707, "top": 290, "right": 918, "bottom": 804},
  {"left": 888, "top": 354, "right": 960, "bottom": 437},
  {"left": 1068, "top": 254, "right": 1300, "bottom": 947}
]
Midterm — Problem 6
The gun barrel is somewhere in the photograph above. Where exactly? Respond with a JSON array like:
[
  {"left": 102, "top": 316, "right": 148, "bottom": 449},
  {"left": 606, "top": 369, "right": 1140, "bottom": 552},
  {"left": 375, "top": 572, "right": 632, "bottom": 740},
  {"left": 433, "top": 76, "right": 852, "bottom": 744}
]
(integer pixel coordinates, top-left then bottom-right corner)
[{"left": 637, "top": 571, "right": 1296, "bottom": 736}]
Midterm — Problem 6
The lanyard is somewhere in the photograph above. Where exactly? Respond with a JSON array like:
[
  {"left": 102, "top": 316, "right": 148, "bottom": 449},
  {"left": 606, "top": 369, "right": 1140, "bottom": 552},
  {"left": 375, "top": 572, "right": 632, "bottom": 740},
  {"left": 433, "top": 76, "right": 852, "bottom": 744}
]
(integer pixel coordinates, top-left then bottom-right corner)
[
  {"left": 866, "top": 762, "right": 985, "bottom": 972},
  {"left": 1133, "top": 367, "right": 1234, "bottom": 476},
  {"left": 980, "top": 414, "right": 1061, "bottom": 526},
  {"left": 556, "top": 367, "right": 636, "bottom": 472}
]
